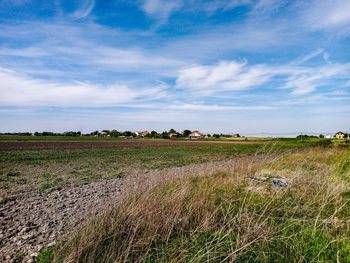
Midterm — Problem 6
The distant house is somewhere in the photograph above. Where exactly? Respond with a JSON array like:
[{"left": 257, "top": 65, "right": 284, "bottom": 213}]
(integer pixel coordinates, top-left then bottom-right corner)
[
  {"left": 232, "top": 133, "right": 240, "bottom": 138},
  {"left": 189, "top": 131, "right": 205, "bottom": 139},
  {"left": 99, "top": 131, "right": 108, "bottom": 137},
  {"left": 169, "top": 133, "right": 177, "bottom": 139},
  {"left": 325, "top": 134, "right": 332, "bottom": 139},
  {"left": 135, "top": 131, "right": 149, "bottom": 137},
  {"left": 335, "top": 131, "right": 345, "bottom": 139}
]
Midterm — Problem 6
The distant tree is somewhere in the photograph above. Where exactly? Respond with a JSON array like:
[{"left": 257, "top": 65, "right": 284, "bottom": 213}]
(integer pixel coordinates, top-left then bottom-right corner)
[
  {"left": 42, "top": 131, "right": 54, "bottom": 136},
  {"left": 91, "top": 130, "right": 99, "bottom": 136},
  {"left": 122, "top": 131, "right": 134, "bottom": 137},
  {"left": 102, "top": 130, "right": 110, "bottom": 135},
  {"left": 64, "top": 131, "right": 71, "bottom": 136},
  {"left": 161, "top": 131, "right": 170, "bottom": 139},
  {"left": 18, "top": 132, "right": 31, "bottom": 136},
  {"left": 319, "top": 134, "right": 324, "bottom": 138},
  {"left": 110, "top": 130, "right": 120, "bottom": 137},
  {"left": 34, "top": 132, "right": 40, "bottom": 136},
  {"left": 213, "top": 134, "right": 220, "bottom": 138},
  {"left": 150, "top": 130, "right": 159, "bottom": 138},
  {"left": 207, "top": 134, "right": 211, "bottom": 137},
  {"left": 296, "top": 135, "right": 307, "bottom": 140},
  {"left": 169, "top": 128, "right": 176, "bottom": 134},
  {"left": 183, "top": 130, "right": 191, "bottom": 137}
]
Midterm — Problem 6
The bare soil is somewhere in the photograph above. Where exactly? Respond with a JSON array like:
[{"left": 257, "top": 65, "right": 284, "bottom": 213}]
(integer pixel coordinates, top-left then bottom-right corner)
[
  {"left": 0, "top": 156, "right": 262, "bottom": 262},
  {"left": 0, "top": 140, "right": 262, "bottom": 151}
]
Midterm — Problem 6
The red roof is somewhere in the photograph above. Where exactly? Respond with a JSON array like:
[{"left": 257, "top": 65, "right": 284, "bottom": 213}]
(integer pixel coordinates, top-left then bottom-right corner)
[{"left": 189, "top": 131, "right": 204, "bottom": 136}]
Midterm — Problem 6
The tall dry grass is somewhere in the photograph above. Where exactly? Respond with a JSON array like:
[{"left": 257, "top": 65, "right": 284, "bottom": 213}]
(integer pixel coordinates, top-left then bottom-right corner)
[{"left": 44, "top": 145, "right": 350, "bottom": 262}]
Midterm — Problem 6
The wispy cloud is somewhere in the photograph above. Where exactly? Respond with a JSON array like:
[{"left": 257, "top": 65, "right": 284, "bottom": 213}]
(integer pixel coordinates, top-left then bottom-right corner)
[
  {"left": 291, "top": 48, "right": 324, "bottom": 65},
  {"left": 300, "top": 0, "right": 350, "bottom": 34},
  {"left": 166, "top": 104, "right": 273, "bottom": 111},
  {"left": 71, "top": 0, "right": 95, "bottom": 19},
  {"left": 176, "top": 58, "right": 350, "bottom": 96},
  {"left": 0, "top": 68, "right": 166, "bottom": 107},
  {"left": 176, "top": 60, "right": 271, "bottom": 95},
  {"left": 141, "top": 0, "right": 182, "bottom": 21}
]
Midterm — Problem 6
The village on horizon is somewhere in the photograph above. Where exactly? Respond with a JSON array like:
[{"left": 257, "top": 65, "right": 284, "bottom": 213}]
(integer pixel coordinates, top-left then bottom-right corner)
[{"left": 0, "top": 130, "right": 349, "bottom": 140}]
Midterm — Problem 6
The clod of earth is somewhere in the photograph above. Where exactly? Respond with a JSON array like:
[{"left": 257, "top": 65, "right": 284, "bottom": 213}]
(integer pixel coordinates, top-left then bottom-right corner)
[{"left": 7, "top": 172, "right": 21, "bottom": 177}]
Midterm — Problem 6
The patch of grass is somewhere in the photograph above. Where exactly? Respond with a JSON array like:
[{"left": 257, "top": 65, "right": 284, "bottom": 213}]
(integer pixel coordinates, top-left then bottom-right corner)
[
  {"left": 115, "top": 172, "right": 125, "bottom": 178},
  {"left": 36, "top": 247, "right": 55, "bottom": 263},
  {"left": 342, "top": 191, "right": 350, "bottom": 199},
  {"left": 46, "top": 147, "right": 350, "bottom": 262},
  {"left": 104, "top": 158, "right": 117, "bottom": 164},
  {"left": 36, "top": 178, "right": 64, "bottom": 191},
  {"left": 41, "top": 173, "right": 57, "bottom": 180},
  {"left": 36, "top": 183, "right": 54, "bottom": 191}
]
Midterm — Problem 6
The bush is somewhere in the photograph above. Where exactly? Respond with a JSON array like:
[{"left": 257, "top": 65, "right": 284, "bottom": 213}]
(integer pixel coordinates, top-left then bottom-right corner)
[{"left": 316, "top": 139, "right": 332, "bottom": 147}]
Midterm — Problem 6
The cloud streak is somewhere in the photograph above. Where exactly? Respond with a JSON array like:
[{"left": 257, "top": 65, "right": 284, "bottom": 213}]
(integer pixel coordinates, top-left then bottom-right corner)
[
  {"left": 0, "top": 68, "right": 165, "bottom": 107},
  {"left": 175, "top": 57, "right": 350, "bottom": 96},
  {"left": 71, "top": 0, "right": 95, "bottom": 19}
]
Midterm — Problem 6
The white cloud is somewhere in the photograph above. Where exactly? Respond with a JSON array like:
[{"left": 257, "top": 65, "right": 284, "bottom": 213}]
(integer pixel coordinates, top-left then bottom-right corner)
[
  {"left": 71, "top": 0, "right": 95, "bottom": 19},
  {"left": 0, "top": 47, "right": 49, "bottom": 57},
  {"left": 166, "top": 104, "right": 273, "bottom": 111},
  {"left": 94, "top": 47, "right": 184, "bottom": 75},
  {"left": 142, "top": 0, "right": 182, "bottom": 21},
  {"left": 302, "top": 0, "right": 350, "bottom": 32},
  {"left": 291, "top": 48, "right": 324, "bottom": 65},
  {"left": 176, "top": 60, "right": 271, "bottom": 95},
  {"left": 0, "top": 68, "right": 165, "bottom": 107},
  {"left": 282, "top": 62, "right": 350, "bottom": 95},
  {"left": 175, "top": 59, "right": 350, "bottom": 96}
]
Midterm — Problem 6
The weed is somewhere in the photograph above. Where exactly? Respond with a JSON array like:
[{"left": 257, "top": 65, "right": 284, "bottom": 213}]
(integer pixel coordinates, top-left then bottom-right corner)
[
  {"left": 115, "top": 172, "right": 125, "bottom": 178},
  {"left": 342, "top": 191, "right": 350, "bottom": 199},
  {"left": 36, "top": 247, "right": 55, "bottom": 263},
  {"left": 15, "top": 250, "right": 24, "bottom": 261},
  {"left": 36, "top": 183, "right": 54, "bottom": 191},
  {"left": 41, "top": 173, "right": 57, "bottom": 180}
]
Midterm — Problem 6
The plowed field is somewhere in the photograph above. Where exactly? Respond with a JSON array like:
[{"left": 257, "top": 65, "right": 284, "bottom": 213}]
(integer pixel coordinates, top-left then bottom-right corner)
[{"left": 0, "top": 140, "right": 261, "bottom": 151}]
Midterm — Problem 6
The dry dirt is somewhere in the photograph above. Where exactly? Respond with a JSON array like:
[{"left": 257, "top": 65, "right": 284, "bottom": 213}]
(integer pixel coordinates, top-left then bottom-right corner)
[
  {"left": 0, "top": 140, "right": 262, "bottom": 151},
  {"left": 0, "top": 155, "right": 274, "bottom": 262}
]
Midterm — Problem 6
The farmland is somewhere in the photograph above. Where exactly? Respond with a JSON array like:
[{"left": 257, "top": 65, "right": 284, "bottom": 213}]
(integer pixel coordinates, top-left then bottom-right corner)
[
  {"left": 0, "top": 137, "right": 349, "bottom": 262},
  {"left": 0, "top": 138, "right": 318, "bottom": 197}
]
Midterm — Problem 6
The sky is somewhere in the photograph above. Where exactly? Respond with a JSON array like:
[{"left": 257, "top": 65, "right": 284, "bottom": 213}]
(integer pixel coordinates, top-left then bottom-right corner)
[{"left": 0, "top": 0, "right": 349, "bottom": 135}]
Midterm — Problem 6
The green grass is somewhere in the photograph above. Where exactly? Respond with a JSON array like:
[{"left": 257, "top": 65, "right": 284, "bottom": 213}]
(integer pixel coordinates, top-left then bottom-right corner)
[
  {"left": 0, "top": 139, "right": 329, "bottom": 196},
  {"left": 38, "top": 146, "right": 350, "bottom": 262}
]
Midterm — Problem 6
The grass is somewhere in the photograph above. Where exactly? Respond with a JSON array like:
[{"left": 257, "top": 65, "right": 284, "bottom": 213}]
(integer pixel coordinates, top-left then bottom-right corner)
[
  {"left": 0, "top": 139, "right": 315, "bottom": 196},
  {"left": 39, "top": 145, "right": 350, "bottom": 262}
]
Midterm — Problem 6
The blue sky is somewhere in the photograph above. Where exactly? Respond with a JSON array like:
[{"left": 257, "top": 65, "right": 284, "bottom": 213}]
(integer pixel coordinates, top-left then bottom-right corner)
[{"left": 0, "top": 0, "right": 349, "bottom": 135}]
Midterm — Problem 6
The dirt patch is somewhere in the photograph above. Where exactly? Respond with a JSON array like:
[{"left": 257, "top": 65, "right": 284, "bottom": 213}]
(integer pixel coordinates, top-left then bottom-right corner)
[
  {"left": 0, "top": 140, "right": 262, "bottom": 151},
  {"left": 0, "top": 156, "right": 261, "bottom": 262},
  {"left": 0, "top": 148, "right": 297, "bottom": 263}
]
